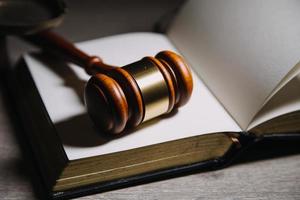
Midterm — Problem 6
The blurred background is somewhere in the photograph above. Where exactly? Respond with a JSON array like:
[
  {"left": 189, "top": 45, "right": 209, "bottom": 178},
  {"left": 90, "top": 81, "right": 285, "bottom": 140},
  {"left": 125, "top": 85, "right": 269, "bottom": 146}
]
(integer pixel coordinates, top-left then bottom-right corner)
[{"left": 1, "top": 0, "right": 184, "bottom": 66}]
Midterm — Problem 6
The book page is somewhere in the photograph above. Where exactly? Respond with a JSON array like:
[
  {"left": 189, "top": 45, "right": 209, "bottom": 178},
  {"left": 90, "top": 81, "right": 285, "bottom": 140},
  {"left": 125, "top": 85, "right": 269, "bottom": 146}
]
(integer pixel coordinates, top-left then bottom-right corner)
[
  {"left": 24, "top": 32, "right": 241, "bottom": 160},
  {"left": 168, "top": 0, "right": 300, "bottom": 130},
  {"left": 248, "top": 73, "right": 300, "bottom": 130}
]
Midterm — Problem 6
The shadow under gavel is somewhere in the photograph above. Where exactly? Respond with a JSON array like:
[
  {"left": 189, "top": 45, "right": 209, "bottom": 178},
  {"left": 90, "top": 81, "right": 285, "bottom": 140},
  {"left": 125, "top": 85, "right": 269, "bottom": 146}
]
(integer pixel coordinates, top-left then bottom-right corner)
[{"left": 24, "top": 31, "right": 193, "bottom": 135}]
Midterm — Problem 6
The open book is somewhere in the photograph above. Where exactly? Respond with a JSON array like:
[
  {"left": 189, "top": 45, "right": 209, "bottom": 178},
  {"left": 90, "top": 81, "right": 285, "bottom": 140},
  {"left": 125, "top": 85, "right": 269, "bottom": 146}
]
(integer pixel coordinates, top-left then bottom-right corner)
[{"left": 9, "top": 0, "right": 300, "bottom": 199}]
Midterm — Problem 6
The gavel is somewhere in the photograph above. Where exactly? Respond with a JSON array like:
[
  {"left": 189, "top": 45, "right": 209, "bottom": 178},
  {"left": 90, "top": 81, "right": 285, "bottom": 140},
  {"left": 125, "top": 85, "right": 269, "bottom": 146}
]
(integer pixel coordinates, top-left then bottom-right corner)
[{"left": 25, "top": 31, "right": 193, "bottom": 134}]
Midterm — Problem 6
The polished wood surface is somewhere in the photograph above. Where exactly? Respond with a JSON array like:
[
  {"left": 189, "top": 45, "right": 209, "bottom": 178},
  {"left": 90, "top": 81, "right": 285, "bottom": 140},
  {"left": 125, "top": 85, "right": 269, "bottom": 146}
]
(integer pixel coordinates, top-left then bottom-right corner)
[
  {"left": 156, "top": 51, "right": 193, "bottom": 107},
  {"left": 85, "top": 74, "right": 129, "bottom": 134},
  {"left": 26, "top": 31, "right": 114, "bottom": 75},
  {"left": 25, "top": 31, "right": 193, "bottom": 134},
  {"left": 109, "top": 67, "right": 144, "bottom": 128}
]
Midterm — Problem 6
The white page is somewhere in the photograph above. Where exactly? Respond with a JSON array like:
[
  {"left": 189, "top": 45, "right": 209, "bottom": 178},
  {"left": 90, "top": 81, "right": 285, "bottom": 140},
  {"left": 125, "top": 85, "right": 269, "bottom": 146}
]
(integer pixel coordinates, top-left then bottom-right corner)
[
  {"left": 248, "top": 73, "right": 300, "bottom": 130},
  {"left": 24, "top": 32, "right": 241, "bottom": 160},
  {"left": 168, "top": 0, "right": 300, "bottom": 130}
]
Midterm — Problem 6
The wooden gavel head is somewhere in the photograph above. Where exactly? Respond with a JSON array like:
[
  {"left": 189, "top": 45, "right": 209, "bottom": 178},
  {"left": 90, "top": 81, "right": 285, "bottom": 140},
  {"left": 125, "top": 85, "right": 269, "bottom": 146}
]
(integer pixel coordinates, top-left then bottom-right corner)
[
  {"left": 24, "top": 32, "right": 194, "bottom": 135},
  {"left": 84, "top": 50, "right": 193, "bottom": 134}
]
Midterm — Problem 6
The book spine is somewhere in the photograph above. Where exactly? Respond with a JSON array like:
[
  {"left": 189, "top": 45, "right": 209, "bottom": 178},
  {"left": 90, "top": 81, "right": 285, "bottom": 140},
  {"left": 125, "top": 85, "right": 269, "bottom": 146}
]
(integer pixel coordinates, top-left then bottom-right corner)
[{"left": 215, "top": 132, "right": 257, "bottom": 169}]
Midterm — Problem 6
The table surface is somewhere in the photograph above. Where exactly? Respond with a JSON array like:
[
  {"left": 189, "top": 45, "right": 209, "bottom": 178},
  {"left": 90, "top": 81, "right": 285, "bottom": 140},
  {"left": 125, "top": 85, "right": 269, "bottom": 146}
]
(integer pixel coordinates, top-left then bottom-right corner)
[{"left": 1, "top": 1, "right": 300, "bottom": 199}]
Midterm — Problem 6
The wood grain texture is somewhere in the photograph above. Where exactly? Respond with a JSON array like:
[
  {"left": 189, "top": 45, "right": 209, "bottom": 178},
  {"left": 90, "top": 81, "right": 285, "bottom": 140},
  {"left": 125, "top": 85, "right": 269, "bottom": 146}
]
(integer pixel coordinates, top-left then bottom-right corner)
[
  {"left": 1, "top": 83, "right": 300, "bottom": 200},
  {"left": 156, "top": 51, "right": 193, "bottom": 107},
  {"left": 85, "top": 74, "right": 129, "bottom": 134},
  {"left": 27, "top": 31, "right": 194, "bottom": 134}
]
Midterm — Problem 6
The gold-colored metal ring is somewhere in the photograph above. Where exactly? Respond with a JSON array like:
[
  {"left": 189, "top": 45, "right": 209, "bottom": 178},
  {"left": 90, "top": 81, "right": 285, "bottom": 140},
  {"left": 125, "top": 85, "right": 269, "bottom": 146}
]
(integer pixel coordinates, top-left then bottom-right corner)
[{"left": 124, "top": 58, "right": 169, "bottom": 122}]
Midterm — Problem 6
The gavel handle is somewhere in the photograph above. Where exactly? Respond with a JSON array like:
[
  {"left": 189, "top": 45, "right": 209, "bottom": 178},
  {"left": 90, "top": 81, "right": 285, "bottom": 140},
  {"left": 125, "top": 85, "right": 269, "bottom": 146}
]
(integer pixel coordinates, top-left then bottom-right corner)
[{"left": 24, "top": 31, "right": 113, "bottom": 75}]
